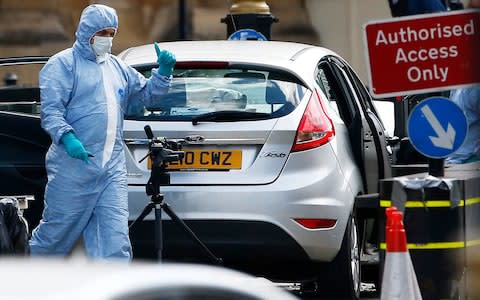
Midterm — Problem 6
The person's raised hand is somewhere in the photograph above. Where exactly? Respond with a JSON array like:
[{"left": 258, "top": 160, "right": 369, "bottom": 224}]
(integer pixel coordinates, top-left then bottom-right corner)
[{"left": 155, "top": 42, "right": 176, "bottom": 77}]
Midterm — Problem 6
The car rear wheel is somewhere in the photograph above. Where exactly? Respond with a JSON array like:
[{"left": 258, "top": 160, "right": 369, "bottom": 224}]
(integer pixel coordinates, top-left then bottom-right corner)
[{"left": 318, "top": 214, "right": 361, "bottom": 299}]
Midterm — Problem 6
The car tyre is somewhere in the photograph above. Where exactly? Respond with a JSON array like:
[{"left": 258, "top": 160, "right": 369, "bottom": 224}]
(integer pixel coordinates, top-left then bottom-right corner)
[{"left": 318, "top": 213, "right": 361, "bottom": 299}]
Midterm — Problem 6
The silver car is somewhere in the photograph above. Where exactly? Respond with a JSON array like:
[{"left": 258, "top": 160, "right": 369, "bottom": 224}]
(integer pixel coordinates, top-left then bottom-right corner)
[{"left": 123, "top": 40, "right": 391, "bottom": 299}]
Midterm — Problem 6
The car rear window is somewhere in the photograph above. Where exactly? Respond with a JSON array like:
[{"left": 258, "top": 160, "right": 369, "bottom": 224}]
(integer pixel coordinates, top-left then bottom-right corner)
[{"left": 126, "top": 65, "right": 307, "bottom": 121}]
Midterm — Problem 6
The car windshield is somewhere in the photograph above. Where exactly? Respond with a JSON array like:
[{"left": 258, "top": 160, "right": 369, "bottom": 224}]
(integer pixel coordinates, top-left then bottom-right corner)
[{"left": 126, "top": 66, "right": 308, "bottom": 121}]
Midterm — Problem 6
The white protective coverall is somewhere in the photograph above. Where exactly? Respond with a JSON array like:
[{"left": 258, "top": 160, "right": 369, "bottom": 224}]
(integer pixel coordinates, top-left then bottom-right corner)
[{"left": 29, "top": 4, "right": 171, "bottom": 259}]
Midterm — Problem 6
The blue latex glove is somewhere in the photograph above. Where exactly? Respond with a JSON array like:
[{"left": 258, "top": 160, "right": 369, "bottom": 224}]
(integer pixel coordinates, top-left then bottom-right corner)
[
  {"left": 60, "top": 132, "right": 92, "bottom": 162},
  {"left": 155, "top": 42, "right": 176, "bottom": 77}
]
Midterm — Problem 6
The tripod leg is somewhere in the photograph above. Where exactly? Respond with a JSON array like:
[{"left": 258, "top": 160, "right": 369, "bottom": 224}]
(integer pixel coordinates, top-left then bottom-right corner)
[
  {"left": 161, "top": 203, "right": 222, "bottom": 265},
  {"left": 128, "top": 196, "right": 165, "bottom": 262},
  {"left": 129, "top": 202, "right": 155, "bottom": 230},
  {"left": 154, "top": 202, "right": 163, "bottom": 262}
]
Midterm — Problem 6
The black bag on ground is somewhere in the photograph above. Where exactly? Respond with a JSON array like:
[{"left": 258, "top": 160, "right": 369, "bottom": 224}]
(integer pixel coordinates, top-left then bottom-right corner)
[{"left": 0, "top": 198, "right": 30, "bottom": 255}]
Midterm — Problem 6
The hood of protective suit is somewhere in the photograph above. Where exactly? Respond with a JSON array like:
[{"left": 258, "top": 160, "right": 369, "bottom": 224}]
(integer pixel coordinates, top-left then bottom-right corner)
[{"left": 73, "top": 4, "right": 118, "bottom": 61}]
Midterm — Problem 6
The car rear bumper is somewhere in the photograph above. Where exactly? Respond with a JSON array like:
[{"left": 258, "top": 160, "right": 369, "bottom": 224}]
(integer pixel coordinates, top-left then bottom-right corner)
[
  {"left": 129, "top": 145, "right": 361, "bottom": 263},
  {"left": 130, "top": 220, "right": 307, "bottom": 261},
  {"left": 128, "top": 151, "right": 357, "bottom": 264}
]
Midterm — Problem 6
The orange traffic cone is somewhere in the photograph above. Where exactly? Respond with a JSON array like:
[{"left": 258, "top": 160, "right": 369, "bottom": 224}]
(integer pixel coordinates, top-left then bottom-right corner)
[{"left": 381, "top": 208, "right": 423, "bottom": 300}]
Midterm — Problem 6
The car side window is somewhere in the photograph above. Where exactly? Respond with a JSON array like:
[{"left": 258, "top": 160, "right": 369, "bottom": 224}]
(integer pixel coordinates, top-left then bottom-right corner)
[
  {"left": 315, "top": 61, "right": 355, "bottom": 126},
  {"left": 344, "top": 66, "right": 375, "bottom": 114},
  {"left": 315, "top": 66, "right": 340, "bottom": 116},
  {"left": 342, "top": 65, "right": 391, "bottom": 133},
  {"left": 0, "top": 63, "right": 43, "bottom": 115}
]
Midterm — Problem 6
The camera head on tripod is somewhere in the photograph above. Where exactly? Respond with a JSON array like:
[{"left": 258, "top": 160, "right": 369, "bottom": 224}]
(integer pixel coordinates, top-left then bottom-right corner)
[
  {"left": 144, "top": 125, "right": 185, "bottom": 170},
  {"left": 143, "top": 125, "right": 185, "bottom": 195}
]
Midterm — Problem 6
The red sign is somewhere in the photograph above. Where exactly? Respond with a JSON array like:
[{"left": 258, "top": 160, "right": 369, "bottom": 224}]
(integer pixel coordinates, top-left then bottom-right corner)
[{"left": 364, "top": 10, "right": 480, "bottom": 98}]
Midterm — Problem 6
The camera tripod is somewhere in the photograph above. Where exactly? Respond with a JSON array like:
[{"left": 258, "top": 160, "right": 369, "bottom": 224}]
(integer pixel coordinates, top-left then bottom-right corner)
[{"left": 129, "top": 126, "right": 222, "bottom": 264}]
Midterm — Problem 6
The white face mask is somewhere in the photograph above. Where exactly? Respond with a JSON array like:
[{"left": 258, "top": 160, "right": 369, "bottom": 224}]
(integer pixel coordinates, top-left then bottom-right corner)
[{"left": 91, "top": 36, "right": 113, "bottom": 57}]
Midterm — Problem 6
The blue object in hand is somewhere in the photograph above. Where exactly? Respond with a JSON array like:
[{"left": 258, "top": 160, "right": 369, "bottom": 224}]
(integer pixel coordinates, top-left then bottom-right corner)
[
  {"left": 61, "top": 131, "right": 91, "bottom": 162},
  {"left": 155, "top": 42, "right": 176, "bottom": 77}
]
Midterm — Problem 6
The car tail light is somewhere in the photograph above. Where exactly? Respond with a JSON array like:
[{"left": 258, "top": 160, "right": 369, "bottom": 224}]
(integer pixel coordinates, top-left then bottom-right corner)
[
  {"left": 291, "top": 90, "right": 335, "bottom": 152},
  {"left": 294, "top": 218, "right": 337, "bottom": 229}
]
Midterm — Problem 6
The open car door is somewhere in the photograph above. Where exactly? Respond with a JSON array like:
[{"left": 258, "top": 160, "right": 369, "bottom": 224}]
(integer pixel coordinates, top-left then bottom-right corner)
[
  {"left": 316, "top": 56, "right": 393, "bottom": 288},
  {"left": 317, "top": 57, "right": 391, "bottom": 195},
  {"left": 0, "top": 57, "right": 50, "bottom": 228},
  {"left": 316, "top": 56, "right": 393, "bottom": 287}
]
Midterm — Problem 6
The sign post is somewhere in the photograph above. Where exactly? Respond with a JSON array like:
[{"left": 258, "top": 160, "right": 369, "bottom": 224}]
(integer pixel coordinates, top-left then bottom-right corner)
[{"left": 364, "top": 10, "right": 480, "bottom": 98}]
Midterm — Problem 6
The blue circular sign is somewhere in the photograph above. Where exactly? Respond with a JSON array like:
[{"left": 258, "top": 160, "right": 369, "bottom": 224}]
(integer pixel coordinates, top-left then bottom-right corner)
[
  {"left": 407, "top": 97, "right": 468, "bottom": 159},
  {"left": 228, "top": 29, "right": 267, "bottom": 41}
]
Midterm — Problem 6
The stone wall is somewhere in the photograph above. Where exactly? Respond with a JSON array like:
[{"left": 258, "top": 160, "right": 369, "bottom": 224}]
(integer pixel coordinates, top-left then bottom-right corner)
[
  {"left": 0, "top": 0, "right": 472, "bottom": 85},
  {"left": 0, "top": 0, "right": 318, "bottom": 56},
  {"left": 0, "top": 0, "right": 321, "bottom": 85}
]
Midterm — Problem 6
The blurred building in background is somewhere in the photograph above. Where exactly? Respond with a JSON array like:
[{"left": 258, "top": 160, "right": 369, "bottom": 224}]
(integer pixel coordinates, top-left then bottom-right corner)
[{"left": 0, "top": 0, "right": 392, "bottom": 84}]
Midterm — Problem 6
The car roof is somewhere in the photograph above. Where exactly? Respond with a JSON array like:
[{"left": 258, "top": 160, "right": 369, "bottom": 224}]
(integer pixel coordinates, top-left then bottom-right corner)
[
  {"left": 118, "top": 40, "right": 337, "bottom": 83},
  {"left": 0, "top": 258, "right": 299, "bottom": 300}
]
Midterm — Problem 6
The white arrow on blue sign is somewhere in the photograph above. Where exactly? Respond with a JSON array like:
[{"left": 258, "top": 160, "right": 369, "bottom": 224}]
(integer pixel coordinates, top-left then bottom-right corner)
[{"left": 407, "top": 97, "right": 468, "bottom": 159}]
